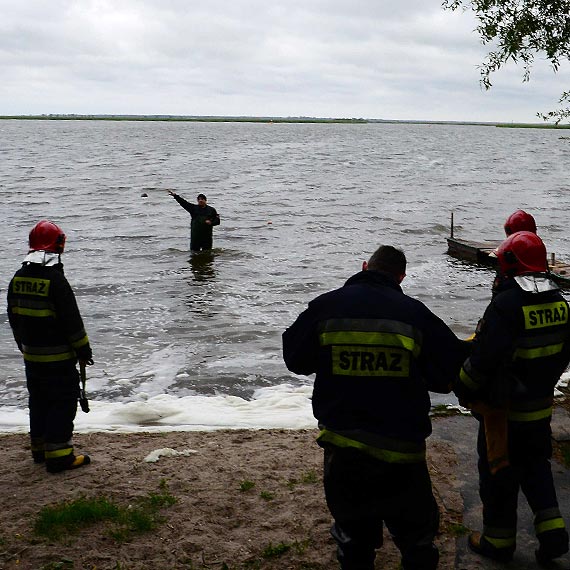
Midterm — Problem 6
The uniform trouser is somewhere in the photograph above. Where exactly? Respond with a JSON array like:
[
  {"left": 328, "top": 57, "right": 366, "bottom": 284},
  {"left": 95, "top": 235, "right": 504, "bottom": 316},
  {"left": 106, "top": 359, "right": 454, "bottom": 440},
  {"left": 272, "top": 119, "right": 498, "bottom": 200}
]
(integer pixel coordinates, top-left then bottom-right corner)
[
  {"left": 323, "top": 445, "right": 440, "bottom": 570},
  {"left": 477, "top": 417, "right": 568, "bottom": 555},
  {"left": 190, "top": 230, "right": 213, "bottom": 252},
  {"left": 26, "top": 365, "right": 80, "bottom": 468}
]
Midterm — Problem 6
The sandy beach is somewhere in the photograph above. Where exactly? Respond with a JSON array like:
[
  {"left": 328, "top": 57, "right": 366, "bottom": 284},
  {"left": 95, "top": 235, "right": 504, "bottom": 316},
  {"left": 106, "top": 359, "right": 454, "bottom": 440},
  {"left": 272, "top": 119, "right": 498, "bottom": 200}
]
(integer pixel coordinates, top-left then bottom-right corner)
[
  {"left": 0, "top": 425, "right": 463, "bottom": 570},
  {"left": 3, "top": 392, "right": 570, "bottom": 570}
]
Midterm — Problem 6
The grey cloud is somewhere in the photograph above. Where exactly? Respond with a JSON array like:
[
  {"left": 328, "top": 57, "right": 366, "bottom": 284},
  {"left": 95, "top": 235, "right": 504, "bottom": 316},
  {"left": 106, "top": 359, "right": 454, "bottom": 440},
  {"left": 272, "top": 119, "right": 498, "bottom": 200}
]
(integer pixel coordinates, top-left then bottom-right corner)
[{"left": 0, "top": 0, "right": 567, "bottom": 121}]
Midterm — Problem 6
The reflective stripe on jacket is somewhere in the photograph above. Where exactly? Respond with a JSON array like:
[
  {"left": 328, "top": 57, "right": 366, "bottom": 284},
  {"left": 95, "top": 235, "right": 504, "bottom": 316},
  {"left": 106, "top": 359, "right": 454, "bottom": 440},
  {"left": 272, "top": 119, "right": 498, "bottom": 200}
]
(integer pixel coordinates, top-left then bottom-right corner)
[
  {"left": 457, "top": 276, "right": 570, "bottom": 419},
  {"left": 7, "top": 262, "right": 92, "bottom": 368},
  {"left": 283, "top": 270, "right": 465, "bottom": 458}
]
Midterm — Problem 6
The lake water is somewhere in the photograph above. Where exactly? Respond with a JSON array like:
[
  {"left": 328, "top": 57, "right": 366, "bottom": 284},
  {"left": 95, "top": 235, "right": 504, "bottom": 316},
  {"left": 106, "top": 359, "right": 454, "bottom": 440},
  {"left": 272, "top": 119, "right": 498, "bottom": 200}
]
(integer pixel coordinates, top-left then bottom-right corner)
[{"left": 1, "top": 119, "right": 570, "bottom": 432}]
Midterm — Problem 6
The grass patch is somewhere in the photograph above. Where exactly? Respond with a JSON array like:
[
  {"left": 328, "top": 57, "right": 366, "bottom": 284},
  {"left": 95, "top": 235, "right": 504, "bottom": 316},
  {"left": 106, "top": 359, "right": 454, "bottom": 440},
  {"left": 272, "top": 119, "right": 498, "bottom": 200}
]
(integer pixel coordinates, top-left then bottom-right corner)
[
  {"left": 239, "top": 480, "right": 255, "bottom": 492},
  {"left": 262, "top": 542, "right": 291, "bottom": 558},
  {"left": 241, "top": 539, "right": 311, "bottom": 568},
  {"left": 34, "top": 496, "right": 120, "bottom": 540},
  {"left": 287, "top": 469, "right": 319, "bottom": 489},
  {"left": 259, "top": 491, "right": 275, "bottom": 501},
  {"left": 261, "top": 539, "right": 310, "bottom": 558},
  {"left": 447, "top": 522, "right": 470, "bottom": 537},
  {"left": 33, "top": 484, "right": 176, "bottom": 542},
  {"left": 286, "top": 477, "right": 298, "bottom": 490},
  {"left": 301, "top": 469, "right": 318, "bottom": 484}
]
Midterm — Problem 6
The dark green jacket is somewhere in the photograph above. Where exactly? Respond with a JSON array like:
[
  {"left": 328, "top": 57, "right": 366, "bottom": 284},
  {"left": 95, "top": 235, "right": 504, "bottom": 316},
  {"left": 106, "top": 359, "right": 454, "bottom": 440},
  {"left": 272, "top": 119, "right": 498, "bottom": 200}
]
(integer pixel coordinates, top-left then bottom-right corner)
[{"left": 171, "top": 193, "right": 220, "bottom": 249}]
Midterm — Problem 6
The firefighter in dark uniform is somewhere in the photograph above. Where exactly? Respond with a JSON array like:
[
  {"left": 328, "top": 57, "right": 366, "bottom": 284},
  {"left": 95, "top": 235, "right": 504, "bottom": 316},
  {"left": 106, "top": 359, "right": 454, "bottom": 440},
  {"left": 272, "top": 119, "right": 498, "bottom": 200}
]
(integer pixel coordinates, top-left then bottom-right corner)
[
  {"left": 282, "top": 245, "right": 465, "bottom": 570},
  {"left": 7, "top": 220, "right": 93, "bottom": 473},
  {"left": 455, "top": 231, "right": 570, "bottom": 564},
  {"left": 168, "top": 190, "right": 220, "bottom": 252}
]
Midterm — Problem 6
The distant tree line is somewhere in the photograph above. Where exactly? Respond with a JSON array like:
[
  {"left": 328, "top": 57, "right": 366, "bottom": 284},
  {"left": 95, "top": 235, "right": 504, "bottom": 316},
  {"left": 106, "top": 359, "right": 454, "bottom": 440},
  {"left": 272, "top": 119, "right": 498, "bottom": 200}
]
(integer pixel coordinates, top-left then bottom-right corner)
[{"left": 0, "top": 115, "right": 368, "bottom": 124}]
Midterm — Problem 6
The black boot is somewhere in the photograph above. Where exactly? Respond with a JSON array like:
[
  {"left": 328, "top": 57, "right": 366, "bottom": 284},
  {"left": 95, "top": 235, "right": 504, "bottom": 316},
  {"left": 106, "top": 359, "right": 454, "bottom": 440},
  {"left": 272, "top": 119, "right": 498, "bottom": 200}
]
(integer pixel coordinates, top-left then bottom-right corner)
[
  {"left": 30, "top": 437, "right": 45, "bottom": 463},
  {"left": 536, "top": 528, "right": 569, "bottom": 565},
  {"left": 46, "top": 453, "right": 91, "bottom": 473},
  {"left": 331, "top": 524, "right": 377, "bottom": 570},
  {"left": 468, "top": 531, "right": 514, "bottom": 563}
]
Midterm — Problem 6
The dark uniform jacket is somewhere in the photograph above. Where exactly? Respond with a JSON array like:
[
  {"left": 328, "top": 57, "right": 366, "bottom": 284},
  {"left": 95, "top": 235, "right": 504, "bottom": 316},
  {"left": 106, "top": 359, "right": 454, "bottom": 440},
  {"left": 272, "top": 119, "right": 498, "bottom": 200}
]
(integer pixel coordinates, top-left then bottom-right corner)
[
  {"left": 282, "top": 270, "right": 464, "bottom": 463},
  {"left": 7, "top": 260, "right": 92, "bottom": 373},
  {"left": 172, "top": 194, "right": 220, "bottom": 249},
  {"left": 456, "top": 275, "right": 570, "bottom": 421}
]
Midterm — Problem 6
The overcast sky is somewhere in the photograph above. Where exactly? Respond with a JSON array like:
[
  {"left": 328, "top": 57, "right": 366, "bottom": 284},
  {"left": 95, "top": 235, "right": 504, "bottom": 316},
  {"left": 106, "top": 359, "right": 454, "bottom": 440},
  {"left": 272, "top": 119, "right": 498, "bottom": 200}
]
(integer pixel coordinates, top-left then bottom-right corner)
[{"left": 2, "top": 0, "right": 569, "bottom": 122}]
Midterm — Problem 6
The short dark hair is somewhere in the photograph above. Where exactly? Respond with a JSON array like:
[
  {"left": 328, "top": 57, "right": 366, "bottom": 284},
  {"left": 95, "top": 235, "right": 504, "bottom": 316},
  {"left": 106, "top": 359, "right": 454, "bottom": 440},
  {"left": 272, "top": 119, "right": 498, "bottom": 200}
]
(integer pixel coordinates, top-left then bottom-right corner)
[
  {"left": 197, "top": 193, "right": 207, "bottom": 201},
  {"left": 367, "top": 245, "right": 406, "bottom": 277}
]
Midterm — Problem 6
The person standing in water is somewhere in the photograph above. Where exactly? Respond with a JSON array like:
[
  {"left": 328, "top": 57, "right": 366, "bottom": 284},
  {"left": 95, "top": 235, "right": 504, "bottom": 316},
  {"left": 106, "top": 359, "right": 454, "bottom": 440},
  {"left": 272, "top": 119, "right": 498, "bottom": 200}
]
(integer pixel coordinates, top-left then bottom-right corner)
[{"left": 168, "top": 190, "right": 220, "bottom": 252}]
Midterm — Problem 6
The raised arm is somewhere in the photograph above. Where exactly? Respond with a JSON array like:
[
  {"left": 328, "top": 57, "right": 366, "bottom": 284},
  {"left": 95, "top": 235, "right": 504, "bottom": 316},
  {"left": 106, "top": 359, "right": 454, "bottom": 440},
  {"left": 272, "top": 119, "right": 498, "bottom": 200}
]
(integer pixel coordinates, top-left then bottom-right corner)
[{"left": 167, "top": 190, "right": 195, "bottom": 215}]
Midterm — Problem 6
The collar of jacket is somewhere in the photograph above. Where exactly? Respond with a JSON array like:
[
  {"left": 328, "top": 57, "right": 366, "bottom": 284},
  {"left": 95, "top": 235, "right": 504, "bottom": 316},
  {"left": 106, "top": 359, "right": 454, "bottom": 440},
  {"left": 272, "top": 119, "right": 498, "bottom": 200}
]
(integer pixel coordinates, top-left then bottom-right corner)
[
  {"left": 496, "top": 273, "right": 558, "bottom": 295},
  {"left": 514, "top": 274, "right": 559, "bottom": 293},
  {"left": 344, "top": 269, "right": 403, "bottom": 292},
  {"left": 22, "top": 251, "right": 62, "bottom": 267}
]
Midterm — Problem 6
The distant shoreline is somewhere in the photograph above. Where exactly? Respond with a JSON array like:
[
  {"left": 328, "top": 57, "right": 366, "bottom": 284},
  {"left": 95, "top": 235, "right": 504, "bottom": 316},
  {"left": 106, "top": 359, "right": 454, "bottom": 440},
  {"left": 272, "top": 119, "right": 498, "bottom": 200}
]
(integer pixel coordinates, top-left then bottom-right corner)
[
  {"left": 2, "top": 114, "right": 570, "bottom": 128},
  {"left": 0, "top": 115, "right": 367, "bottom": 124}
]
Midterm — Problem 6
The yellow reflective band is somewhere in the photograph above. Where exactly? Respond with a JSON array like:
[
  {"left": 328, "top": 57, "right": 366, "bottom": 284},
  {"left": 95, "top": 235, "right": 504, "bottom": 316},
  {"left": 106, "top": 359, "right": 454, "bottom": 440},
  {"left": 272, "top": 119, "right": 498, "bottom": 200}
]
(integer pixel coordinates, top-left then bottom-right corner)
[
  {"left": 71, "top": 335, "right": 89, "bottom": 349},
  {"left": 45, "top": 448, "right": 73, "bottom": 459},
  {"left": 23, "top": 351, "right": 76, "bottom": 363},
  {"left": 514, "top": 343, "right": 563, "bottom": 360},
  {"left": 523, "top": 302, "right": 569, "bottom": 329},
  {"left": 484, "top": 535, "right": 516, "bottom": 549},
  {"left": 317, "top": 430, "right": 425, "bottom": 464},
  {"left": 331, "top": 346, "right": 410, "bottom": 377},
  {"left": 459, "top": 367, "right": 480, "bottom": 390},
  {"left": 11, "top": 307, "right": 56, "bottom": 318},
  {"left": 12, "top": 277, "right": 51, "bottom": 297},
  {"left": 508, "top": 407, "right": 552, "bottom": 422},
  {"left": 536, "top": 518, "right": 566, "bottom": 535},
  {"left": 319, "top": 331, "right": 420, "bottom": 357}
]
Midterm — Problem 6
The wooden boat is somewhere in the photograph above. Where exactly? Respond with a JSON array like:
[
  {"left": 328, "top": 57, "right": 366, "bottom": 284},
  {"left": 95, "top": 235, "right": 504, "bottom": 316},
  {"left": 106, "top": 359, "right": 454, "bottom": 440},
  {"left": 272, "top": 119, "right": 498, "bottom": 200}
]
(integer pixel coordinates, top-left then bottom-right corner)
[{"left": 446, "top": 213, "right": 570, "bottom": 289}]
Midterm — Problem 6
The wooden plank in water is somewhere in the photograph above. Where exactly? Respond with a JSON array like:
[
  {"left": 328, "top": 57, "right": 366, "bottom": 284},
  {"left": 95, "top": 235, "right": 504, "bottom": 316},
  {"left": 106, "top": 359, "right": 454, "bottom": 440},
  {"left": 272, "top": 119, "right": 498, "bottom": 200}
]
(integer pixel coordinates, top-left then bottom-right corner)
[
  {"left": 446, "top": 237, "right": 500, "bottom": 265},
  {"left": 447, "top": 237, "right": 570, "bottom": 288}
]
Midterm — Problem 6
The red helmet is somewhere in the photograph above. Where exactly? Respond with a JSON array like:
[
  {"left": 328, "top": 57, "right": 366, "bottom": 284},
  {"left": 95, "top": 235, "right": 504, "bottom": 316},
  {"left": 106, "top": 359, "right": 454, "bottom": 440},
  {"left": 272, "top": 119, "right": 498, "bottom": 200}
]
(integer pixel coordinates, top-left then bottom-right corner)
[
  {"left": 497, "top": 231, "right": 547, "bottom": 276},
  {"left": 504, "top": 210, "right": 537, "bottom": 236},
  {"left": 28, "top": 220, "right": 66, "bottom": 253}
]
